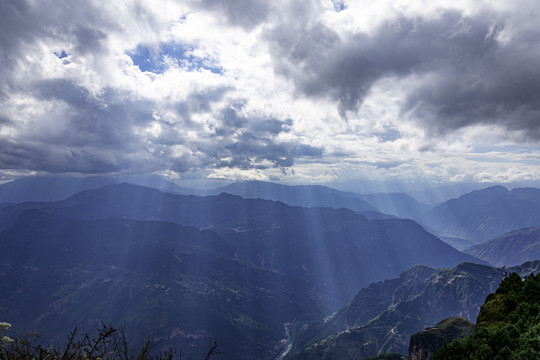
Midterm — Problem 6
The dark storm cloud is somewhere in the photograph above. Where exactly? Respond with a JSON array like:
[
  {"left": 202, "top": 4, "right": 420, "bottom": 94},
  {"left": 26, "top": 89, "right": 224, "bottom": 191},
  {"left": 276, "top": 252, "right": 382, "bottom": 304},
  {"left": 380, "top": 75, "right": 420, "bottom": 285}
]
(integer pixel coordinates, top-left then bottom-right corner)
[
  {"left": 267, "top": 8, "right": 540, "bottom": 139},
  {"left": 0, "top": 1, "right": 42, "bottom": 96},
  {"left": 73, "top": 26, "right": 107, "bottom": 55},
  {"left": 0, "top": 1, "right": 109, "bottom": 56},
  {"left": 0, "top": 1, "right": 145, "bottom": 174},
  {"left": 290, "top": 144, "right": 323, "bottom": 157},
  {"left": 175, "top": 87, "right": 231, "bottom": 121},
  {"left": 30, "top": 79, "right": 151, "bottom": 149},
  {"left": 267, "top": 11, "right": 500, "bottom": 116},
  {"left": 191, "top": 102, "right": 322, "bottom": 170},
  {"left": 1, "top": 76, "right": 317, "bottom": 175},
  {"left": 0, "top": 138, "right": 130, "bottom": 174},
  {"left": 403, "top": 31, "right": 540, "bottom": 139},
  {"left": 193, "top": 0, "right": 271, "bottom": 30},
  {"left": 0, "top": 0, "right": 113, "bottom": 99},
  {"left": 0, "top": 0, "right": 323, "bottom": 176},
  {"left": 0, "top": 79, "right": 155, "bottom": 173}
]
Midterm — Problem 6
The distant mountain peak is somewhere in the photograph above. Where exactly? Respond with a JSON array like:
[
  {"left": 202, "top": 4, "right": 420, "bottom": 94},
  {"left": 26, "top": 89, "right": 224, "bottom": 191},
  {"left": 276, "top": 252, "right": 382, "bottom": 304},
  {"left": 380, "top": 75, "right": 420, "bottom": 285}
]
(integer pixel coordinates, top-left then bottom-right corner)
[
  {"left": 463, "top": 184, "right": 508, "bottom": 196},
  {"left": 422, "top": 184, "right": 540, "bottom": 243}
]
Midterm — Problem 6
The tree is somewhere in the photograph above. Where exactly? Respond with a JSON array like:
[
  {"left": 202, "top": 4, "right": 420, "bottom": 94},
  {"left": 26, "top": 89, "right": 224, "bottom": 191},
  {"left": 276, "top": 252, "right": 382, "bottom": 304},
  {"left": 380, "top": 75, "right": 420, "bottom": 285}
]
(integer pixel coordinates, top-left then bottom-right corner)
[
  {"left": 435, "top": 273, "right": 540, "bottom": 359},
  {"left": 0, "top": 322, "right": 224, "bottom": 360}
]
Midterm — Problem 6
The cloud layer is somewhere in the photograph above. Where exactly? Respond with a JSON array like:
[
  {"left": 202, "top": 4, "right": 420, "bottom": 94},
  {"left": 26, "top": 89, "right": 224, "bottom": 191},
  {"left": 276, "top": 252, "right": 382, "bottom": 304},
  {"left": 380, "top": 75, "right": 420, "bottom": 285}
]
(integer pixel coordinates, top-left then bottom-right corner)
[{"left": 1, "top": 0, "right": 540, "bottom": 184}]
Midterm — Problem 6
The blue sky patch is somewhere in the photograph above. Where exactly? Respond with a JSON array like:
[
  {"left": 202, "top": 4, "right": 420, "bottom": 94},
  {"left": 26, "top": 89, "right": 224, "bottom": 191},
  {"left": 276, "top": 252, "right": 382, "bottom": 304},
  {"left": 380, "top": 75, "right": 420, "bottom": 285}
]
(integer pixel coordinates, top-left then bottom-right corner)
[
  {"left": 332, "top": 1, "right": 346, "bottom": 12},
  {"left": 128, "top": 43, "right": 223, "bottom": 75},
  {"left": 54, "top": 50, "right": 68, "bottom": 59}
]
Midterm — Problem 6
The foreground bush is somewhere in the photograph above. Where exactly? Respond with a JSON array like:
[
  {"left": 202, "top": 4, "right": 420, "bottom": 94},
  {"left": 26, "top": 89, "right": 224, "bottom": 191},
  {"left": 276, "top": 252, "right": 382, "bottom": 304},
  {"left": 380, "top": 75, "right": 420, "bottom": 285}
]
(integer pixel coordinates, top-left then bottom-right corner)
[
  {"left": 0, "top": 322, "right": 223, "bottom": 360},
  {"left": 434, "top": 272, "right": 540, "bottom": 359}
]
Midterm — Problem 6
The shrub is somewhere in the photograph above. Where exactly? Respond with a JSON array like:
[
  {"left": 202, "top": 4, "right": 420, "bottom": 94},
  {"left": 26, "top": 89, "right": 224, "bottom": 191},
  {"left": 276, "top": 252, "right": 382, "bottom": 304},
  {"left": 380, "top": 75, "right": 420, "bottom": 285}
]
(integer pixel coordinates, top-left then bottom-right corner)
[{"left": 0, "top": 322, "right": 223, "bottom": 360}]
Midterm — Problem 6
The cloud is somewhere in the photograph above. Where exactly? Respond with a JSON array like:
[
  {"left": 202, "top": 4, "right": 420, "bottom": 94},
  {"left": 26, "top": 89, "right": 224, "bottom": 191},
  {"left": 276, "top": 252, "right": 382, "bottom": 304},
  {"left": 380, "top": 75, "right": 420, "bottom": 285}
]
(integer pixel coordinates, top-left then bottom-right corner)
[
  {"left": 1, "top": 0, "right": 540, "bottom": 185},
  {"left": 267, "top": 9, "right": 500, "bottom": 115},
  {"left": 1, "top": 78, "right": 153, "bottom": 173},
  {"left": 193, "top": 0, "right": 272, "bottom": 30},
  {"left": 0, "top": 0, "right": 323, "bottom": 176},
  {"left": 403, "top": 22, "right": 540, "bottom": 139},
  {"left": 188, "top": 102, "right": 321, "bottom": 170},
  {"left": 1, "top": 75, "right": 320, "bottom": 173},
  {"left": 267, "top": 3, "right": 540, "bottom": 141}
]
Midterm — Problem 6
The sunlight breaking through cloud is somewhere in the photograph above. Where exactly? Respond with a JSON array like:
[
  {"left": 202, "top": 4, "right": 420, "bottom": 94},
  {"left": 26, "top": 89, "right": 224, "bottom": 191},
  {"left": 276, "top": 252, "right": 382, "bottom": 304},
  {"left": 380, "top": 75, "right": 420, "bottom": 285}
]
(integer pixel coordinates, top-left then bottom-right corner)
[{"left": 0, "top": 0, "right": 540, "bottom": 186}]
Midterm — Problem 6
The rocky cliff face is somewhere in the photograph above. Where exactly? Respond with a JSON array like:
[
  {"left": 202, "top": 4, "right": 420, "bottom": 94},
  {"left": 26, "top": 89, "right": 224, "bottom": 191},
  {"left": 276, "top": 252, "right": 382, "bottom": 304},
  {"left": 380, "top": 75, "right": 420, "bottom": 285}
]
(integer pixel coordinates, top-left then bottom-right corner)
[
  {"left": 466, "top": 226, "right": 540, "bottom": 266},
  {"left": 289, "top": 261, "right": 540, "bottom": 359},
  {"left": 408, "top": 317, "right": 475, "bottom": 360}
]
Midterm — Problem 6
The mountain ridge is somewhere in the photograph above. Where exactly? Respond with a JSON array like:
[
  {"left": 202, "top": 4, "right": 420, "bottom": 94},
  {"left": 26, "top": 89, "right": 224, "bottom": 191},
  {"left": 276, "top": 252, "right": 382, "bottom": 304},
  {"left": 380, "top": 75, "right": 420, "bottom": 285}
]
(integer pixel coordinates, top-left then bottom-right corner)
[
  {"left": 465, "top": 226, "right": 540, "bottom": 266},
  {"left": 0, "top": 209, "right": 326, "bottom": 360},
  {"left": 421, "top": 185, "right": 540, "bottom": 243},
  {"left": 287, "top": 260, "right": 540, "bottom": 359},
  {"left": 0, "top": 183, "right": 484, "bottom": 307}
]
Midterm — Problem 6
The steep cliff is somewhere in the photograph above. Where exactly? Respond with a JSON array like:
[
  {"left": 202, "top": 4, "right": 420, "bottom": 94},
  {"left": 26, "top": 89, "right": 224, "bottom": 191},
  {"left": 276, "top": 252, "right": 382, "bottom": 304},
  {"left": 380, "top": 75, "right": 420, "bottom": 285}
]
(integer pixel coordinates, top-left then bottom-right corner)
[{"left": 408, "top": 317, "right": 474, "bottom": 360}]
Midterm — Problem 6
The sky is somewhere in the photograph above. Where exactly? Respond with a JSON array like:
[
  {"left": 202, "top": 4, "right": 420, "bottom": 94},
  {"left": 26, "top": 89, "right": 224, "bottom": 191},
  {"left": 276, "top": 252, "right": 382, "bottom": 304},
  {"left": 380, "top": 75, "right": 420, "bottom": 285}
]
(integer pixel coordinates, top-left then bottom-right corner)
[{"left": 1, "top": 0, "right": 540, "bottom": 188}]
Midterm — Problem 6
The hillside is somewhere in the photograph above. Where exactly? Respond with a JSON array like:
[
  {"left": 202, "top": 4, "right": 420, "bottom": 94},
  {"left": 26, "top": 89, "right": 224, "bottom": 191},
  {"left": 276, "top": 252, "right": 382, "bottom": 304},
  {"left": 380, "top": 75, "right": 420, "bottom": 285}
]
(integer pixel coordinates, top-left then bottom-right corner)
[
  {"left": 287, "top": 261, "right": 540, "bottom": 359},
  {"left": 213, "top": 180, "right": 431, "bottom": 220},
  {"left": 0, "top": 175, "right": 199, "bottom": 204},
  {"left": 421, "top": 186, "right": 540, "bottom": 243},
  {"left": 0, "top": 184, "right": 491, "bottom": 358},
  {"left": 434, "top": 271, "right": 540, "bottom": 359},
  {"left": 409, "top": 317, "right": 475, "bottom": 360},
  {"left": 465, "top": 226, "right": 540, "bottom": 266},
  {"left": 0, "top": 210, "right": 326, "bottom": 360},
  {"left": 1, "top": 183, "right": 483, "bottom": 306},
  {"left": 356, "top": 192, "right": 431, "bottom": 221},
  {"left": 213, "top": 180, "right": 377, "bottom": 213}
]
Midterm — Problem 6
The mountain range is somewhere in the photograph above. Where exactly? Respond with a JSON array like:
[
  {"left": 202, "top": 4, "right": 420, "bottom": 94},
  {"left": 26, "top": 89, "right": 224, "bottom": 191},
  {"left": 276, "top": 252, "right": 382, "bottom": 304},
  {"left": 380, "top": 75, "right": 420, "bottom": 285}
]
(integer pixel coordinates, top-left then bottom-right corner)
[
  {"left": 4, "top": 176, "right": 540, "bottom": 249},
  {"left": 286, "top": 261, "right": 540, "bottom": 359},
  {"left": 209, "top": 182, "right": 540, "bottom": 250},
  {"left": 421, "top": 185, "right": 540, "bottom": 243},
  {"left": 0, "top": 182, "right": 485, "bottom": 359},
  {"left": 211, "top": 181, "right": 431, "bottom": 220},
  {"left": 0, "top": 183, "right": 482, "bottom": 306},
  {"left": 408, "top": 317, "right": 475, "bottom": 360},
  {"left": 465, "top": 226, "right": 540, "bottom": 267},
  {"left": 0, "top": 209, "right": 325, "bottom": 359},
  {"left": 0, "top": 175, "right": 200, "bottom": 204},
  {"left": 1, "top": 176, "right": 540, "bottom": 359}
]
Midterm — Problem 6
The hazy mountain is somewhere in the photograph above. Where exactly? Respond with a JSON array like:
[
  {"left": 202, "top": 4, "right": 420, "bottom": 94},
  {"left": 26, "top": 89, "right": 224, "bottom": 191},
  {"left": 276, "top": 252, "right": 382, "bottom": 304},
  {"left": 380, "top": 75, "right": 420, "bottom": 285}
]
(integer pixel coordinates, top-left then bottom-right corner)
[
  {"left": 0, "top": 174, "right": 204, "bottom": 204},
  {"left": 287, "top": 261, "right": 540, "bottom": 359},
  {"left": 405, "top": 183, "right": 492, "bottom": 207},
  {"left": 357, "top": 192, "right": 431, "bottom": 221},
  {"left": 213, "top": 181, "right": 433, "bottom": 221},
  {"left": 438, "top": 236, "right": 479, "bottom": 252},
  {"left": 0, "top": 176, "right": 116, "bottom": 203},
  {"left": 1, "top": 183, "right": 482, "bottom": 306},
  {"left": 465, "top": 226, "right": 540, "bottom": 266},
  {"left": 0, "top": 177, "right": 433, "bottom": 221},
  {"left": 212, "top": 181, "right": 377, "bottom": 213},
  {"left": 421, "top": 185, "right": 540, "bottom": 243},
  {"left": 0, "top": 209, "right": 326, "bottom": 360},
  {"left": 0, "top": 183, "right": 492, "bottom": 358}
]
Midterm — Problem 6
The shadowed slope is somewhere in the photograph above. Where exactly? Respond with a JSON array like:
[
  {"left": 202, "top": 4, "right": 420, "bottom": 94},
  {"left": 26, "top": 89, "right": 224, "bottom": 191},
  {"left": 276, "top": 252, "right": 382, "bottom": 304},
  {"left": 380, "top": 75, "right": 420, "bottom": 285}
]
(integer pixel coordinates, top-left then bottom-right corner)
[
  {"left": 465, "top": 226, "right": 540, "bottom": 266},
  {"left": 2, "top": 183, "right": 484, "bottom": 306},
  {"left": 0, "top": 209, "right": 326, "bottom": 360}
]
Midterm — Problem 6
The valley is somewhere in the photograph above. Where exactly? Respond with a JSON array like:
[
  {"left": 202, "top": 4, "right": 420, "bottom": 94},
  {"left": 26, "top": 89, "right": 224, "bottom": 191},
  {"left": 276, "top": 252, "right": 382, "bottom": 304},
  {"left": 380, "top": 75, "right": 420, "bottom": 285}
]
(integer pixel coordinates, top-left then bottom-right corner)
[
  {"left": 0, "top": 177, "right": 539, "bottom": 359},
  {"left": 3, "top": 3, "right": 540, "bottom": 358}
]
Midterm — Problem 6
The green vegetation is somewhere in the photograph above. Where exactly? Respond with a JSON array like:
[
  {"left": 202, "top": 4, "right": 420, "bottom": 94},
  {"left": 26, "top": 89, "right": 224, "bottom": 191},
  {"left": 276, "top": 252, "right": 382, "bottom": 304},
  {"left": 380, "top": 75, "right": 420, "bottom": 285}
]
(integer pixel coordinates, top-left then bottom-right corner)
[
  {"left": 0, "top": 322, "right": 223, "bottom": 360},
  {"left": 360, "top": 353, "right": 406, "bottom": 360},
  {"left": 409, "top": 317, "right": 475, "bottom": 360},
  {"left": 434, "top": 272, "right": 540, "bottom": 359}
]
